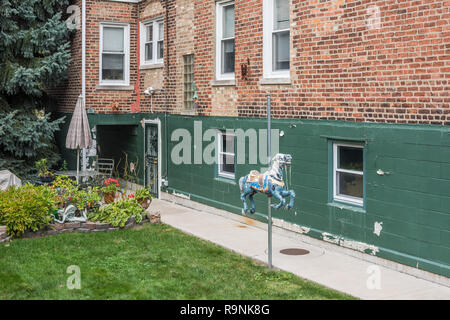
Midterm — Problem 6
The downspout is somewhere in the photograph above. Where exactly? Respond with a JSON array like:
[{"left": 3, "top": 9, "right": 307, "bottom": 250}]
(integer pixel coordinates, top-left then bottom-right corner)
[
  {"left": 82, "top": 0, "right": 86, "bottom": 100},
  {"left": 81, "top": 0, "right": 87, "bottom": 171},
  {"left": 164, "top": 0, "right": 169, "bottom": 186}
]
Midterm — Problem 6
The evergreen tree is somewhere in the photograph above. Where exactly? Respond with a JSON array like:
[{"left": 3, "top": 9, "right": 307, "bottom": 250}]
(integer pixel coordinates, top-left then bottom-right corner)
[{"left": 0, "top": 0, "right": 72, "bottom": 178}]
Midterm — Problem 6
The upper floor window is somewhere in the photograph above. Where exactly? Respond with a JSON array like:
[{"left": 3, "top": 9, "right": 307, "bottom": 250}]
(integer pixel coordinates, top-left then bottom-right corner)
[
  {"left": 140, "top": 19, "right": 164, "bottom": 66},
  {"left": 100, "top": 23, "right": 130, "bottom": 86},
  {"left": 263, "top": 0, "right": 290, "bottom": 79},
  {"left": 216, "top": 1, "right": 235, "bottom": 80},
  {"left": 333, "top": 143, "right": 364, "bottom": 206},
  {"left": 183, "top": 54, "right": 195, "bottom": 110}
]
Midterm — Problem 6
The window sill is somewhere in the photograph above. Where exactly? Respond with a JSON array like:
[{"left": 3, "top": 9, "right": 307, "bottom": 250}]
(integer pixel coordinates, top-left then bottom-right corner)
[
  {"left": 96, "top": 85, "right": 134, "bottom": 91},
  {"left": 140, "top": 63, "right": 164, "bottom": 70},
  {"left": 260, "top": 77, "right": 291, "bottom": 85},
  {"left": 180, "top": 109, "right": 196, "bottom": 116},
  {"left": 327, "top": 202, "right": 365, "bottom": 213},
  {"left": 211, "top": 79, "right": 236, "bottom": 87}
]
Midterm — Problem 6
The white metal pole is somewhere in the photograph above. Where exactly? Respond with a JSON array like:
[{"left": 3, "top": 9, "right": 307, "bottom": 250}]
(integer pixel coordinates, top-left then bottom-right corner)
[
  {"left": 267, "top": 94, "right": 272, "bottom": 269},
  {"left": 81, "top": 0, "right": 87, "bottom": 172}
]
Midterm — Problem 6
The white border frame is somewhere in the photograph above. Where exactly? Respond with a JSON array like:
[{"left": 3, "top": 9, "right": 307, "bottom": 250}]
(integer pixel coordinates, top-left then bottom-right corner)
[
  {"left": 99, "top": 22, "right": 130, "bottom": 86},
  {"left": 217, "top": 130, "right": 236, "bottom": 180},
  {"left": 333, "top": 143, "right": 364, "bottom": 206},
  {"left": 140, "top": 18, "right": 164, "bottom": 67},
  {"left": 263, "top": 0, "right": 290, "bottom": 79},
  {"left": 144, "top": 119, "right": 162, "bottom": 200},
  {"left": 216, "top": 0, "right": 235, "bottom": 81}
]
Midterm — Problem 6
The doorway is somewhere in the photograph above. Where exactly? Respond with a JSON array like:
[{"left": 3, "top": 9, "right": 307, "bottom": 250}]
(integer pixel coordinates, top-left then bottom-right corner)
[{"left": 144, "top": 120, "right": 161, "bottom": 198}]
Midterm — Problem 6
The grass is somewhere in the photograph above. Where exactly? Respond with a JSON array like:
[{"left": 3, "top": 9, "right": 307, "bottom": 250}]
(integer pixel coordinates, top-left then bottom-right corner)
[{"left": 0, "top": 224, "right": 355, "bottom": 300}]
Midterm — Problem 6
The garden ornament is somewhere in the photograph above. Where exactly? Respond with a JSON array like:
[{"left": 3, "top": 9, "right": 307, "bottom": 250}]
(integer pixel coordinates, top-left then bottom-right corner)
[
  {"left": 239, "top": 153, "right": 295, "bottom": 214},
  {"left": 54, "top": 205, "right": 88, "bottom": 224}
]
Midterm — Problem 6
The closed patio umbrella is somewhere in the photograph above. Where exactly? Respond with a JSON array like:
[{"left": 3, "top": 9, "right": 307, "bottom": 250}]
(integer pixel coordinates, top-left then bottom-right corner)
[{"left": 65, "top": 95, "right": 92, "bottom": 183}]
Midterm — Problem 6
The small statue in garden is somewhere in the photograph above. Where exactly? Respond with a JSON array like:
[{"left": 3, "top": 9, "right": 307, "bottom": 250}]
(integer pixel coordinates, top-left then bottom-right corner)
[{"left": 239, "top": 153, "right": 295, "bottom": 215}]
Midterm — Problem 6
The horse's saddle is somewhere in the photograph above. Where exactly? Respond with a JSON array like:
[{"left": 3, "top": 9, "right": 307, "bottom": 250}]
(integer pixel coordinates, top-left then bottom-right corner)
[{"left": 248, "top": 170, "right": 284, "bottom": 193}]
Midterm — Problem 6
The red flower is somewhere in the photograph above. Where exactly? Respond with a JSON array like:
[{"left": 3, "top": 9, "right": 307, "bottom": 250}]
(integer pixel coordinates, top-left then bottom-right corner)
[
  {"left": 128, "top": 194, "right": 135, "bottom": 198},
  {"left": 69, "top": 197, "right": 73, "bottom": 201}
]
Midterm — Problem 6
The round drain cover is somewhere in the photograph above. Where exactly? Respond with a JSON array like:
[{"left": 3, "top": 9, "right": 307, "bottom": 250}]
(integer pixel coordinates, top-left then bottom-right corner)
[{"left": 280, "top": 248, "right": 310, "bottom": 256}]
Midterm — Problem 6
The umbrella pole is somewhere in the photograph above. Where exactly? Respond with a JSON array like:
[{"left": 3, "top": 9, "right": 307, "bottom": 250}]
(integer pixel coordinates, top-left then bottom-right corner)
[{"left": 77, "top": 148, "right": 80, "bottom": 184}]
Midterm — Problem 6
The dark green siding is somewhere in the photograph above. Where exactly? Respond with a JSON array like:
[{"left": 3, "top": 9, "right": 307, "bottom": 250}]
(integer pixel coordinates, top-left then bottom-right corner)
[
  {"left": 55, "top": 112, "right": 450, "bottom": 277},
  {"left": 164, "top": 115, "right": 450, "bottom": 278}
]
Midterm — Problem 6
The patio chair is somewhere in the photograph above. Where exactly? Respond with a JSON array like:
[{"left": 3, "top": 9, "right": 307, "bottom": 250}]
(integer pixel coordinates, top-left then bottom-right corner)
[{"left": 97, "top": 158, "right": 115, "bottom": 180}]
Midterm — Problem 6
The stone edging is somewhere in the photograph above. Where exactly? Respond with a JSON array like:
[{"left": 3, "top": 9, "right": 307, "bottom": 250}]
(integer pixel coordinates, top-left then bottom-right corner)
[{"left": 0, "top": 212, "right": 161, "bottom": 243}]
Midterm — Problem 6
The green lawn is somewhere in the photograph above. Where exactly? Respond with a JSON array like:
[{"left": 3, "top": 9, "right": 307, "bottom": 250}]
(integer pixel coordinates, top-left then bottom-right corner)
[{"left": 0, "top": 224, "right": 355, "bottom": 300}]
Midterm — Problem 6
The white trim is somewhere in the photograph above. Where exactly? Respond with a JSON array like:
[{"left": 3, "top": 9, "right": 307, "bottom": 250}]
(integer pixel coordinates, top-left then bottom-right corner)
[
  {"left": 99, "top": 22, "right": 130, "bottom": 86},
  {"left": 140, "top": 18, "right": 164, "bottom": 67},
  {"left": 263, "top": 0, "right": 290, "bottom": 79},
  {"left": 217, "top": 130, "right": 236, "bottom": 180},
  {"left": 215, "top": 0, "right": 235, "bottom": 81},
  {"left": 144, "top": 119, "right": 162, "bottom": 200},
  {"left": 333, "top": 143, "right": 364, "bottom": 206}
]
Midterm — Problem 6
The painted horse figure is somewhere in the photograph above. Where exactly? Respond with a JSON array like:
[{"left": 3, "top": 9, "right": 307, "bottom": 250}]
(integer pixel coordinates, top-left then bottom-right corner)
[{"left": 239, "top": 153, "right": 295, "bottom": 215}]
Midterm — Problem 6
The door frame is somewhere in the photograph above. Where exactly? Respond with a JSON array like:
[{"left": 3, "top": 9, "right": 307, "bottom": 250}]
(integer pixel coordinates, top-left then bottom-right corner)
[{"left": 143, "top": 119, "right": 162, "bottom": 199}]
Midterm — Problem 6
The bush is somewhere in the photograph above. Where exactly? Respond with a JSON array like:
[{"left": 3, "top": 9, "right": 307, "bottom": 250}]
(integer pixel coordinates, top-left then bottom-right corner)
[
  {"left": 0, "top": 184, "right": 57, "bottom": 237},
  {"left": 135, "top": 188, "right": 152, "bottom": 203},
  {"left": 88, "top": 199, "right": 144, "bottom": 228},
  {"left": 51, "top": 176, "right": 101, "bottom": 211}
]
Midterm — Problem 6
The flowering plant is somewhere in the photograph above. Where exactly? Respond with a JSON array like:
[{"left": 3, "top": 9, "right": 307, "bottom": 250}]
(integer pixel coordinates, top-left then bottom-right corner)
[{"left": 101, "top": 178, "right": 120, "bottom": 194}]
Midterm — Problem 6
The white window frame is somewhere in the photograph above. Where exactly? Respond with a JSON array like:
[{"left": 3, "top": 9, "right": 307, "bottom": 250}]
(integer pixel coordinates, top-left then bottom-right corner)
[
  {"left": 99, "top": 22, "right": 130, "bottom": 86},
  {"left": 140, "top": 18, "right": 164, "bottom": 67},
  {"left": 217, "top": 130, "right": 236, "bottom": 180},
  {"left": 333, "top": 143, "right": 364, "bottom": 206},
  {"left": 216, "top": 0, "right": 235, "bottom": 81},
  {"left": 263, "top": 0, "right": 290, "bottom": 79}
]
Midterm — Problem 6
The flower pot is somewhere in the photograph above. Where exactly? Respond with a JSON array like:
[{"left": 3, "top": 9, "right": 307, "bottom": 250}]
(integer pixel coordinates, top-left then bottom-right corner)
[
  {"left": 104, "top": 192, "right": 115, "bottom": 204},
  {"left": 139, "top": 197, "right": 152, "bottom": 210}
]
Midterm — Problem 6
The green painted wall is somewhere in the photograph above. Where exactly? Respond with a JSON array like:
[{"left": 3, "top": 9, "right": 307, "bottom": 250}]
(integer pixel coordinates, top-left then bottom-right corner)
[
  {"left": 164, "top": 115, "right": 450, "bottom": 278},
  {"left": 55, "top": 112, "right": 450, "bottom": 278}
]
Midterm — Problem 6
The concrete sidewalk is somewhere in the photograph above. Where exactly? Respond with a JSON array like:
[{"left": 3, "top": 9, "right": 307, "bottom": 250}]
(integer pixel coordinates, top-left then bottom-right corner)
[{"left": 150, "top": 197, "right": 450, "bottom": 300}]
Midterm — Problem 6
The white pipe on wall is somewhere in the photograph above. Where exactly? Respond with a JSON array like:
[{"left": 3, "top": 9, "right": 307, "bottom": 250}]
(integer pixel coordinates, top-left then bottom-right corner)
[{"left": 81, "top": 0, "right": 87, "bottom": 171}]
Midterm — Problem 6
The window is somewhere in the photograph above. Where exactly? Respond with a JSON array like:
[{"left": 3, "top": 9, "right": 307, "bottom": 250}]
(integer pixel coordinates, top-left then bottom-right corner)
[
  {"left": 217, "top": 131, "right": 235, "bottom": 179},
  {"left": 140, "top": 19, "right": 164, "bottom": 66},
  {"left": 216, "top": 1, "right": 235, "bottom": 80},
  {"left": 333, "top": 143, "right": 364, "bottom": 206},
  {"left": 263, "top": 0, "right": 290, "bottom": 78},
  {"left": 100, "top": 23, "right": 129, "bottom": 85},
  {"left": 183, "top": 54, "right": 195, "bottom": 110}
]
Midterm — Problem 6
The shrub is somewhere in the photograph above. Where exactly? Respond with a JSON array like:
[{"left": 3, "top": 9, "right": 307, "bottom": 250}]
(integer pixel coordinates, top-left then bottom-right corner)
[
  {"left": 88, "top": 199, "right": 144, "bottom": 228},
  {"left": 0, "top": 184, "right": 57, "bottom": 237}
]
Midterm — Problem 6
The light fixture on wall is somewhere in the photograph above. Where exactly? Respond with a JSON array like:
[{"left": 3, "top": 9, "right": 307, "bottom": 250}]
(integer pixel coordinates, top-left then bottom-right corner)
[{"left": 144, "top": 87, "right": 158, "bottom": 113}]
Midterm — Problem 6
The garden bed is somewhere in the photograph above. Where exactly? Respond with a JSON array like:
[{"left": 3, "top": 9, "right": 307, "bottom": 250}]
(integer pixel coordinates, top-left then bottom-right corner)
[{"left": 0, "top": 211, "right": 161, "bottom": 243}]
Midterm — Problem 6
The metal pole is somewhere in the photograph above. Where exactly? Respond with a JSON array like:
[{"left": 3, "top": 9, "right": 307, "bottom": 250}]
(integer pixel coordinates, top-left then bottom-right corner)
[{"left": 267, "top": 94, "right": 272, "bottom": 269}]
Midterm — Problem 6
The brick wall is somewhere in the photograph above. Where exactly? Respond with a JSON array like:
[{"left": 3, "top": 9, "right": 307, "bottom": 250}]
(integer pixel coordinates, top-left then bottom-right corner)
[
  {"left": 53, "top": 0, "right": 449, "bottom": 125},
  {"left": 194, "top": 0, "right": 450, "bottom": 124}
]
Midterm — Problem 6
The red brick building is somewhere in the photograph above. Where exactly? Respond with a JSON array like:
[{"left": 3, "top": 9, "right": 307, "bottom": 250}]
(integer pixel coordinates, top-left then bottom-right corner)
[{"left": 53, "top": 0, "right": 450, "bottom": 280}]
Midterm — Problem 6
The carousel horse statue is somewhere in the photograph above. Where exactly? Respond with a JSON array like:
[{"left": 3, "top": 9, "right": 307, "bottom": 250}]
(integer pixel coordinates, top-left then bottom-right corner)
[{"left": 239, "top": 153, "right": 295, "bottom": 215}]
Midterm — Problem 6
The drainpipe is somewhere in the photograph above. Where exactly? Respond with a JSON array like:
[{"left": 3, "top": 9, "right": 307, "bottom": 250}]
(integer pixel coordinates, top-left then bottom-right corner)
[
  {"left": 81, "top": 0, "right": 87, "bottom": 171},
  {"left": 82, "top": 0, "right": 86, "bottom": 100},
  {"left": 163, "top": 0, "right": 169, "bottom": 186}
]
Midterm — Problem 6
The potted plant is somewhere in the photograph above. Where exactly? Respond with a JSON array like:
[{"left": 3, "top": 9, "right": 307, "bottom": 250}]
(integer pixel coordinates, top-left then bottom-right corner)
[
  {"left": 135, "top": 188, "right": 152, "bottom": 209},
  {"left": 35, "top": 158, "right": 54, "bottom": 183},
  {"left": 101, "top": 178, "right": 120, "bottom": 204}
]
